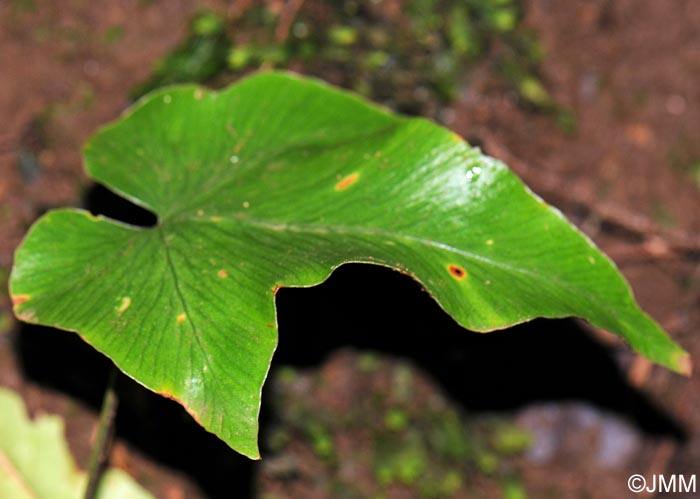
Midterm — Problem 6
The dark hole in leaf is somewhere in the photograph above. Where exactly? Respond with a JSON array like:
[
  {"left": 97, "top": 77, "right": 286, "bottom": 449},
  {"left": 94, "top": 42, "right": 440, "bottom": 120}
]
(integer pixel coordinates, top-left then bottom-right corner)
[
  {"left": 84, "top": 184, "right": 158, "bottom": 227},
  {"left": 448, "top": 264, "right": 466, "bottom": 279}
]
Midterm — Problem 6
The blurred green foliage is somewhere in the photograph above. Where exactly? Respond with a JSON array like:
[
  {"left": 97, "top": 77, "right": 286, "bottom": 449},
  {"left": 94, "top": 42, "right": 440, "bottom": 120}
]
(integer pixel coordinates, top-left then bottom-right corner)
[
  {"left": 130, "top": 10, "right": 230, "bottom": 99},
  {"left": 103, "top": 25, "right": 125, "bottom": 45},
  {"left": 265, "top": 357, "right": 530, "bottom": 499},
  {"left": 132, "top": 0, "right": 572, "bottom": 122},
  {"left": 11, "top": 0, "right": 36, "bottom": 13}
]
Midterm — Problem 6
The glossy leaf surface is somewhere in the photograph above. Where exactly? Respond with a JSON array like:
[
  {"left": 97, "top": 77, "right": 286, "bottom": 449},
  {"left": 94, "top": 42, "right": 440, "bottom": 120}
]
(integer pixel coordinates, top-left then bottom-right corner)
[{"left": 10, "top": 72, "right": 689, "bottom": 458}]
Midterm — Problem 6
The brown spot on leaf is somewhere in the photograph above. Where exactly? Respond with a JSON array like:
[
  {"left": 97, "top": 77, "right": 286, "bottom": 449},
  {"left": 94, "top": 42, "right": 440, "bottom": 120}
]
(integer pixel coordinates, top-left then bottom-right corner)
[
  {"left": 12, "top": 295, "right": 29, "bottom": 306},
  {"left": 217, "top": 269, "right": 228, "bottom": 279},
  {"left": 448, "top": 264, "right": 467, "bottom": 280},
  {"left": 176, "top": 313, "right": 187, "bottom": 325},
  {"left": 272, "top": 284, "right": 281, "bottom": 296},
  {"left": 335, "top": 172, "right": 360, "bottom": 191}
]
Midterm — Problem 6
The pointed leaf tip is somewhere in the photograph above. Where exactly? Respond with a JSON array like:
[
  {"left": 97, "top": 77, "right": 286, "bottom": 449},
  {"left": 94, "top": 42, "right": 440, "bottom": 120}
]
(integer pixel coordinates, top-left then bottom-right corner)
[{"left": 676, "top": 352, "right": 693, "bottom": 376}]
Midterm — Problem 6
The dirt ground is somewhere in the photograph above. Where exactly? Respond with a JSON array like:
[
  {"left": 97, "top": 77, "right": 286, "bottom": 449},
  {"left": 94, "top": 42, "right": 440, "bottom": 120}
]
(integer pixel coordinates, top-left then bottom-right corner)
[{"left": 1, "top": 1, "right": 699, "bottom": 498}]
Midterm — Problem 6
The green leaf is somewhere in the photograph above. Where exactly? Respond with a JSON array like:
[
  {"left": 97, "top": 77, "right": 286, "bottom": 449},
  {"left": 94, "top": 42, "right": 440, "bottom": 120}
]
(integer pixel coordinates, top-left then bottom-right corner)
[
  {"left": 10, "top": 72, "right": 689, "bottom": 458},
  {"left": 0, "top": 388, "right": 152, "bottom": 499}
]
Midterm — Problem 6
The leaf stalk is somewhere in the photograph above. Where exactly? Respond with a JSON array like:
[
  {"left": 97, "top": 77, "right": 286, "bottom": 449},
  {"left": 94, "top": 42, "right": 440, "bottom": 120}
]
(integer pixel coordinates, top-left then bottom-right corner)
[{"left": 83, "top": 366, "right": 119, "bottom": 499}]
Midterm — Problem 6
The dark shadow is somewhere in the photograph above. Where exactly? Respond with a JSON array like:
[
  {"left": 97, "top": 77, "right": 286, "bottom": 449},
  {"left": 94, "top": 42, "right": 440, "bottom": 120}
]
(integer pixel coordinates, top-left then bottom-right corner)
[
  {"left": 84, "top": 184, "right": 158, "bottom": 227},
  {"left": 273, "top": 263, "right": 687, "bottom": 440}
]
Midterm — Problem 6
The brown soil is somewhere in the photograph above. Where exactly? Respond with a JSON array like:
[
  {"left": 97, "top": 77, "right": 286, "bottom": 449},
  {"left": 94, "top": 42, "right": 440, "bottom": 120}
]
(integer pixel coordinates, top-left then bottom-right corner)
[{"left": 1, "top": 1, "right": 698, "bottom": 498}]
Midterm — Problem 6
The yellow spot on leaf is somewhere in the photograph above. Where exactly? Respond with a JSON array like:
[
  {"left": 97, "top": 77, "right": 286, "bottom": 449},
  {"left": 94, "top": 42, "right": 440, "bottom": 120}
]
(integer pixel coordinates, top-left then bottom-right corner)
[
  {"left": 486, "top": 239, "right": 494, "bottom": 246},
  {"left": 194, "top": 89, "right": 205, "bottom": 100},
  {"left": 177, "top": 313, "right": 187, "bottom": 325},
  {"left": 210, "top": 216, "right": 222, "bottom": 222},
  {"left": 335, "top": 172, "right": 360, "bottom": 191},
  {"left": 117, "top": 297, "right": 131, "bottom": 314},
  {"left": 588, "top": 256, "right": 595, "bottom": 264},
  {"left": 448, "top": 264, "right": 467, "bottom": 280},
  {"left": 218, "top": 269, "right": 228, "bottom": 279},
  {"left": 197, "top": 209, "right": 205, "bottom": 216}
]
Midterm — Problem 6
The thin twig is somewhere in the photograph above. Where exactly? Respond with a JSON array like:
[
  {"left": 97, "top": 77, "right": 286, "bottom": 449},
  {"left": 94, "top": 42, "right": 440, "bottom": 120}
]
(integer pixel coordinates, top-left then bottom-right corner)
[{"left": 83, "top": 367, "right": 119, "bottom": 499}]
